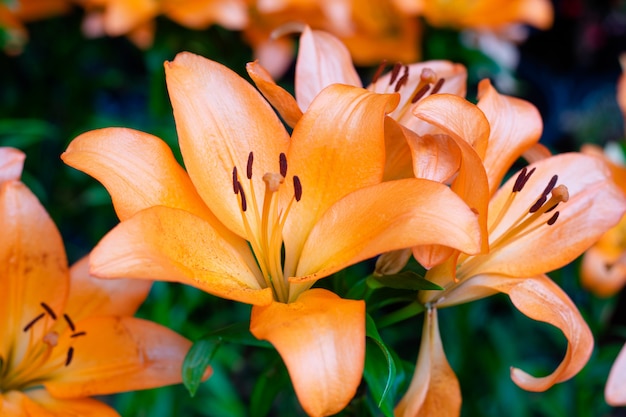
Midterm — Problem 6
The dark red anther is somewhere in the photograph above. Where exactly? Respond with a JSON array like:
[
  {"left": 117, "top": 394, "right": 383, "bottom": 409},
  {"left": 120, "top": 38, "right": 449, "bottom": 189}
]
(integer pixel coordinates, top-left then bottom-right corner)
[
  {"left": 64, "top": 314, "right": 75, "bottom": 332},
  {"left": 41, "top": 302, "right": 57, "bottom": 320},
  {"left": 232, "top": 167, "right": 239, "bottom": 194},
  {"left": 293, "top": 176, "right": 302, "bottom": 202},
  {"left": 513, "top": 167, "right": 536, "bottom": 193},
  {"left": 247, "top": 152, "right": 254, "bottom": 180},
  {"left": 411, "top": 84, "right": 430, "bottom": 103},
  {"left": 547, "top": 211, "right": 560, "bottom": 225},
  {"left": 65, "top": 347, "right": 74, "bottom": 366},
  {"left": 430, "top": 78, "right": 445, "bottom": 95},
  {"left": 394, "top": 72, "right": 409, "bottom": 92},
  {"left": 70, "top": 331, "right": 87, "bottom": 338},
  {"left": 389, "top": 62, "right": 402, "bottom": 85},
  {"left": 238, "top": 181, "right": 247, "bottom": 211},
  {"left": 371, "top": 60, "right": 387, "bottom": 84},
  {"left": 540, "top": 175, "right": 558, "bottom": 197},
  {"left": 279, "top": 153, "right": 287, "bottom": 177},
  {"left": 529, "top": 195, "right": 547, "bottom": 213},
  {"left": 23, "top": 313, "right": 45, "bottom": 332}
]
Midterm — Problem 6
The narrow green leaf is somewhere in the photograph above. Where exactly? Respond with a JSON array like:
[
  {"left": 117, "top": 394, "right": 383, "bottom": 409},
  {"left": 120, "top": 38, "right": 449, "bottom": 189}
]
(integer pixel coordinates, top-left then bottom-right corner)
[
  {"left": 377, "top": 301, "right": 425, "bottom": 329},
  {"left": 363, "top": 315, "right": 397, "bottom": 416},
  {"left": 367, "top": 271, "right": 443, "bottom": 291},
  {"left": 183, "top": 339, "right": 221, "bottom": 397},
  {"left": 250, "top": 358, "right": 291, "bottom": 417}
]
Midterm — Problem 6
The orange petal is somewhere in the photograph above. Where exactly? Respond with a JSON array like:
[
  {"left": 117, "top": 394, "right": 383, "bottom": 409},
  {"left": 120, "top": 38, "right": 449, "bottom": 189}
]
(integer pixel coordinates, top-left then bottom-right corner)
[
  {"left": 163, "top": 0, "right": 248, "bottom": 30},
  {"left": 283, "top": 84, "right": 399, "bottom": 276},
  {"left": 165, "top": 51, "right": 290, "bottom": 238},
  {"left": 477, "top": 79, "right": 543, "bottom": 194},
  {"left": 382, "top": 117, "right": 421, "bottom": 181},
  {"left": 250, "top": 289, "right": 365, "bottom": 417},
  {"left": 0, "top": 147, "right": 25, "bottom": 182},
  {"left": 606, "top": 343, "right": 626, "bottom": 406},
  {"left": 63, "top": 255, "right": 152, "bottom": 321},
  {"left": 395, "top": 307, "right": 461, "bottom": 417},
  {"left": 439, "top": 274, "right": 593, "bottom": 391},
  {"left": 246, "top": 60, "right": 303, "bottom": 127},
  {"left": 291, "top": 178, "right": 481, "bottom": 283},
  {"left": 0, "top": 181, "right": 69, "bottom": 365},
  {"left": 90, "top": 205, "right": 272, "bottom": 306},
  {"left": 101, "top": 0, "right": 158, "bottom": 36},
  {"left": 581, "top": 237, "right": 626, "bottom": 298},
  {"left": 62, "top": 128, "right": 211, "bottom": 222},
  {"left": 20, "top": 389, "right": 120, "bottom": 417},
  {"left": 46, "top": 316, "right": 206, "bottom": 397},
  {"left": 295, "top": 26, "right": 362, "bottom": 111},
  {"left": 483, "top": 153, "right": 626, "bottom": 277}
]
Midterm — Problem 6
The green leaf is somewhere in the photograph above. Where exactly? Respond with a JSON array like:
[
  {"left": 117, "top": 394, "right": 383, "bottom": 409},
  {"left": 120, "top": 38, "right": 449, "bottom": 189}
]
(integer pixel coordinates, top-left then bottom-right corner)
[
  {"left": 377, "top": 301, "right": 425, "bottom": 329},
  {"left": 363, "top": 315, "right": 398, "bottom": 416},
  {"left": 250, "top": 358, "right": 291, "bottom": 417},
  {"left": 367, "top": 271, "right": 443, "bottom": 291},
  {"left": 183, "top": 339, "right": 220, "bottom": 397}
]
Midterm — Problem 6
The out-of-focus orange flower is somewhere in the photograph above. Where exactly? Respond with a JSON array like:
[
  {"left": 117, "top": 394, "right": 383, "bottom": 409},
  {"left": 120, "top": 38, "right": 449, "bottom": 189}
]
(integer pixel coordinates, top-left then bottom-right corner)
[
  {"left": 396, "top": 152, "right": 626, "bottom": 416},
  {"left": 0, "top": 0, "right": 72, "bottom": 54},
  {"left": 244, "top": 1, "right": 420, "bottom": 77},
  {"left": 78, "top": 0, "right": 248, "bottom": 48},
  {"left": 62, "top": 51, "right": 483, "bottom": 416},
  {"left": 392, "top": 0, "right": 553, "bottom": 30},
  {"left": 0, "top": 148, "right": 201, "bottom": 416}
]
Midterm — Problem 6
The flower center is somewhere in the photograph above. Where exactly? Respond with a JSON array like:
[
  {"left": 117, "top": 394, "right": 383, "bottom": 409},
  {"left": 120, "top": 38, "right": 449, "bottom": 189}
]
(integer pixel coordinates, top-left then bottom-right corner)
[
  {"left": 232, "top": 152, "right": 302, "bottom": 303},
  {"left": 0, "top": 302, "right": 86, "bottom": 393}
]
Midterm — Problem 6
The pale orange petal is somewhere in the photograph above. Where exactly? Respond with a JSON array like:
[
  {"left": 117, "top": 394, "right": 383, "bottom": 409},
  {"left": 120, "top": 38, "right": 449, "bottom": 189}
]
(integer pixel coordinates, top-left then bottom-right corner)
[
  {"left": 477, "top": 79, "right": 543, "bottom": 194},
  {"left": 46, "top": 316, "right": 204, "bottom": 397},
  {"left": 291, "top": 178, "right": 481, "bottom": 283},
  {"left": 283, "top": 84, "right": 399, "bottom": 277},
  {"left": 481, "top": 153, "right": 626, "bottom": 277},
  {"left": 164, "top": 52, "right": 290, "bottom": 238},
  {"left": 0, "top": 390, "right": 28, "bottom": 416},
  {"left": 163, "top": 0, "right": 248, "bottom": 30},
  {"left": 382, "top": 117, "right": 421, "bottom": 181},
  {"left": 581, "top": 245, "right": 626, "bottom": 298},
  {"left": 0, "top": 181, "right": 69, "bottom": 366},
  {"left": 618, "top": 54, "right": 626, "bottom": 126},
  {"left": 102, "top": 0, "right": 158, "bottom": 36},
  {"left": 295, "top": 26, "right": 362, "bottom": 111},
  {"left": 63, "top": 255, "right": 152, "bottom": 321},
  {"left": 407, "top": 133, "right": 461, "bottom": 183},
  {"left": 90, "top": 206, "right": 272, "bottom": 306},
  {"left": 439, "top": 274, "right": 593, "bottom": 391},
  {"left": 250, "top": 289, "right": 365, "bottom": 417},
  {"left": 22, "top": 389, "right": 120, "bottom": 417},
  {"left": 606, "top": 343, "right": 626, "bottom": 406},
  {"left": 0, "top": 147, "right": 25, "bottom": 182},
  {"left": 246, "top": 60, "right": 303, "bottom": 127},
  {"left": 395, "top": 307, "right": 461, "bottom": 417}
]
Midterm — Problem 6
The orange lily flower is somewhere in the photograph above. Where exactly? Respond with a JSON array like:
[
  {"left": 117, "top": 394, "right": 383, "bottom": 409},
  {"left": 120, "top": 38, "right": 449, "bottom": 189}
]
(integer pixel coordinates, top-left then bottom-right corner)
[
  {"left": 392, "top": 0, "right": 553, "bottom": 30},
  {"left": 78, "top": 0, "right": 247, "bottom": 48},
  {"left": 0, "top": 148, "right": 203, "bottom": 416},
  {"left": 62, "top": 51, "right": 483, "bottom": 416},
  {"left": 0, "top": 0, "right": 71, "bottom": 54},
  {"left": 396, "top": 152, "right": 626, "bottom": 416}
]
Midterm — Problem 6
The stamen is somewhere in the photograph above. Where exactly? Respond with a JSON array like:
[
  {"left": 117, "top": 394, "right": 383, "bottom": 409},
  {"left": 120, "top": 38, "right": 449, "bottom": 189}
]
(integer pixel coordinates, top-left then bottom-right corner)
[
  {"left": 63, "top": 314, "right": 75, "bottom": 332},
  {"left": 540, "top": 175, "right": 558, "bottom": 197},
  {"left": 232, "top": 167, "right": 239, "bottom": 194},
  {"left": 513, "top": 167, "right": 536, "bottom": 192},
  {"left": 371, "top": 60, "right": 387, "bottom": 84},
  {"left": 411, "top": 84, "right": 430, "bottom": 103},
  {"left": 389, "top": 62, "right": 402, "bottom": 85},
  {"left": 420, "top": 68, "right": 437, "bottom": 84},
  {"left": 65, "top": 347, "right": 74, "bottom": 366},
  {"left": 279, "top": 153, "right": 287, "bottom": 177},
  {"left": 238, "top": 181, "right": 247, "bottom": 211},
  {"left": 23, "top": 313, "right": 45, "bottom": 332},
  {"left": 430, "top": 78, "right": 445, "bottom": 95},
  {"left": 70, "top": 331, "right": 87, "bottom": 338},
  {"left": 293, "top": 176, "right": 302, "bottom": 201},
  {"left": 547, "top": 211, "right": 560, "bottom": 225},
  {"left": 247, "top": 152, "right": 254, "bottom": 180},
  {"left": 529, "top": 195, "right": 546, "bottom": 213},
  {"left": 394, "top": 71, "right": 409, "bottom": 92},
  {"left": 40, "top": 302, "right": 56, "bottom": 320}
]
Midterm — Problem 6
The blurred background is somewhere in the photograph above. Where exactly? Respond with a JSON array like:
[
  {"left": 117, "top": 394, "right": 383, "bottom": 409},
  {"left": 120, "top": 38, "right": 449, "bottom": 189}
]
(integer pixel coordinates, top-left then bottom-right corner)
[{"left": 1, "top": 0, "right": 626, "bottom": 415}]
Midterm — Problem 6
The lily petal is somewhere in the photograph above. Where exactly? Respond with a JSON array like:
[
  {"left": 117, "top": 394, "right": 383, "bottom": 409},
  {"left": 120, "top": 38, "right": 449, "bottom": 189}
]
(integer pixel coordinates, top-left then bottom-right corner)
[
  {"left": 250, "top": 289, "right": 365, "bottom": 417},
  {"left": 90, "top": 206, "right": 272, "bottom": 306},
  {"left": 438, "top": 274, "right": 593, "bottom": 391},
  {"left": 283, "top": 84, "right": 399, "bottom": 277},
  {"left": 606, "top": 343, "right": 626, "bottom": 406},
  {"left": 46, "top": 316, "right": 205, "bottom": 397},
  {"left": 0, "top": 181, "right": 68, "bottom": 365},
  {"left": 102, "top": 0, "right": 158, "bottom": 36},
  {"left": 295, "top": 26, "right": 362, "bottom": 111},
  {"left": 292, "top": 178, "right": 481, "bottom": 282},
  {"left": 481, "top": 153, "right": 626, "bottom": 277},
  {"left": 21, "top": 389, "right": 120, "bottom": 417},
  {"left": 0, "top": 147, "right": 25, "bottom": 182},
  {"left": 395, "top": 307, "right": 461, "bottom": 417},
  {"left": 477, "top": 79, "right": 543, "bottom": 194},
  {"left": 63, "top": 255, "right": 152, "bottom": 321},
  {"left": 164, "top": 51, "right": 290, "bottom": 238},
  {"left": 382, "top": 117, "right": 422, "bottom": 181},
  {"left": 246, "top": 60, "right": 303, "bottom": 127}
]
